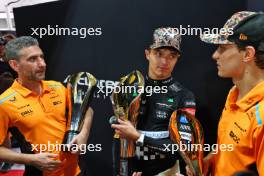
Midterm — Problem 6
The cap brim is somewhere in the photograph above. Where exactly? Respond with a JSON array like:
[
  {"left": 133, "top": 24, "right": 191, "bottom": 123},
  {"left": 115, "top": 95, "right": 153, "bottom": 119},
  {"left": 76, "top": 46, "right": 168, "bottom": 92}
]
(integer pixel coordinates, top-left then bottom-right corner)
[
  {"left": 200, "top": 33, "right": 233, "bottom": 44},
  {"left": 150, "top": 44, "right": 181, "bottom": 52}
]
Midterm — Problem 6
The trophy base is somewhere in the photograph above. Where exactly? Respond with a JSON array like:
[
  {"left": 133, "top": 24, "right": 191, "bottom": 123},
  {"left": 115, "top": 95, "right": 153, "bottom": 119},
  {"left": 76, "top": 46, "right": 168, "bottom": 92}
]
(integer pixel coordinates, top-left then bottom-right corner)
[
  {"left": 62, "top": 130, "right": 79, "bottom": 151},
  {"left": 120, "top": 157, "right": 134, "bottom": 176}
]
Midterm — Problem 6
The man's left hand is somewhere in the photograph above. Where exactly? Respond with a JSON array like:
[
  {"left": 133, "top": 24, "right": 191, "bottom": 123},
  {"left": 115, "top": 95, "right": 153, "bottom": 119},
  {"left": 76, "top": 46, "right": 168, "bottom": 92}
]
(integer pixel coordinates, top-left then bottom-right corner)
[
  {"left": 68, "top": 107, "right": 94, "bottom": 154},
  {"left": 68, "top": 133, "right": 87, "bottom": 154}
]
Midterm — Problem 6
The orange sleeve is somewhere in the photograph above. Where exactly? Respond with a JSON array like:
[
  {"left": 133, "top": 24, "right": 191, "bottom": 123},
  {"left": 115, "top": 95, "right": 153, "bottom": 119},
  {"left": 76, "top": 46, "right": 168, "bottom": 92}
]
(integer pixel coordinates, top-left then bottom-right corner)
[
  {"left": 0, "top": 106, "right": 10, "bottom": 145},
  {"left": 253, "top": 125, "right": 264, "bottom": 175}
]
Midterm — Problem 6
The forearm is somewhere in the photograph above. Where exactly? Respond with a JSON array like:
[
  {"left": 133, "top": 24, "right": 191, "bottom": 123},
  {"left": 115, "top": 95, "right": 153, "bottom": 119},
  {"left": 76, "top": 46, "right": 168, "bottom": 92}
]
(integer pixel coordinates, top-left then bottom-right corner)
[{"left": 0, "top": 146, "right": 34, "bottom": 165}]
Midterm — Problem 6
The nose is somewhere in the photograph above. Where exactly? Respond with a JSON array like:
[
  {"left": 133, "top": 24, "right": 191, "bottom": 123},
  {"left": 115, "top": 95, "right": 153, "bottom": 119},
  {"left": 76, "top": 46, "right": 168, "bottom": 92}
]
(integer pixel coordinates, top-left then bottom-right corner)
[
  {"left": 38, "top": 57, "right": 46, "bottom": 68},
  {"left": 161, "top": 57, "right": 167, "bottom": 64},
  {"left": 160, "top": 56, "right": 171, "bottom": 65},
  {"left": 212, "top": 50, "right": 219, "bottom": 61}
]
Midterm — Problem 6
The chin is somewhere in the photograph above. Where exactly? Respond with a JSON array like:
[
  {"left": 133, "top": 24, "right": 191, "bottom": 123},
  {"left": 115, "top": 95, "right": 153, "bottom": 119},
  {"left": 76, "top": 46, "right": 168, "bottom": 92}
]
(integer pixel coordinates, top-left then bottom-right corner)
[
  {"left": 218, "top": 72, "right": 230, "bottom": 78},
  {"left": 36, "top": 76, "right": 45, "bottom": 81}
]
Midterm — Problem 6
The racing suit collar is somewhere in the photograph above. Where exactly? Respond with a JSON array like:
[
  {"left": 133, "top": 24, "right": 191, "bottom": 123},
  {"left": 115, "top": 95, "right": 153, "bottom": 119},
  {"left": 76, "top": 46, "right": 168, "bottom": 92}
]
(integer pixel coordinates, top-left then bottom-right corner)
[{"left": 145, "top": 75, "right": 174, "bottom": 86}]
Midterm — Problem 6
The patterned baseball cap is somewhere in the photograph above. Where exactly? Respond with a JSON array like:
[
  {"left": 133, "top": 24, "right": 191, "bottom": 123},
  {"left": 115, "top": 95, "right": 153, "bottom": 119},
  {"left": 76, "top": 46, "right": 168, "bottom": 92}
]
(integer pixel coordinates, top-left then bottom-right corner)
[
  {"left": 200, "top": 11, "right": 258, "bottom": 44},
  {"left": 150, "top": 27, "right": 181, "bottom": 52},
  {"left": 228, "top": 12, "right": 264, "bottom": 52}
]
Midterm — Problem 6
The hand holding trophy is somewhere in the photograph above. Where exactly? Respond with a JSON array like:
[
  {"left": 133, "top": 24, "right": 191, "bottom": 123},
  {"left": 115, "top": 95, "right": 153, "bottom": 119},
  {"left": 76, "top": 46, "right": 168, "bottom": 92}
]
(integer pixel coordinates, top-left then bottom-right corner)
[{"left": 110, "top": 70, "right": 144, "bottom": 176}]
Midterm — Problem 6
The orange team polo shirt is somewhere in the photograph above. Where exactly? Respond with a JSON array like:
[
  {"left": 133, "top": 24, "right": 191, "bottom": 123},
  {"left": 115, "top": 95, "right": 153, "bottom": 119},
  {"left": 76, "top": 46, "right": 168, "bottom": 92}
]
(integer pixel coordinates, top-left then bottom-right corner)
[
  {"left": 0, "top": 80, "right": 80, "bottom": 176},
  {"left": 214, "top": 81, "right": 264, "bottom": 176}
]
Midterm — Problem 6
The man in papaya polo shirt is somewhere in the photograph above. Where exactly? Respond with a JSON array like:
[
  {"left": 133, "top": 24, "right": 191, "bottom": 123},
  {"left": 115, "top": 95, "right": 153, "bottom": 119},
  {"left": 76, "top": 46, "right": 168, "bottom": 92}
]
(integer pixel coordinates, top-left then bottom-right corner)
[
  {"left": 200, "top": 11, "right": 264, "bottom": 175},
  {"left": 0, "top": 36, "right": 94, "bottom": 176}
]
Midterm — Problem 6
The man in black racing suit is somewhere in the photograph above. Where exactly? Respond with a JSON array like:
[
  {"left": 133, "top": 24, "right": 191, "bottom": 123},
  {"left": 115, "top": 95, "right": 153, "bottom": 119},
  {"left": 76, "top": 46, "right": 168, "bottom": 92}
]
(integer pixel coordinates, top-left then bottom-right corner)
[
  {"left": 112, "top": 27, "right": 196, "bottom": 176},
  {"left": 134, "top": 74, "right": 196, "bottom": 175}
]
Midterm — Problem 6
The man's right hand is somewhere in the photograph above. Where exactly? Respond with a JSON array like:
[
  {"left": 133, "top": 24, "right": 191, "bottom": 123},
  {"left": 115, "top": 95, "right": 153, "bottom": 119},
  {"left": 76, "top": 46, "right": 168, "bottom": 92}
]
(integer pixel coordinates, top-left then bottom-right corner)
[
  {"left": 31, "top": 153, "right": 63, "bottom": 172},
  {"left": 184, "top": 153, "right": 214, "bottom": 176},
  {"left": 202, "top": 153, "right": 214, "bottom": 176}
]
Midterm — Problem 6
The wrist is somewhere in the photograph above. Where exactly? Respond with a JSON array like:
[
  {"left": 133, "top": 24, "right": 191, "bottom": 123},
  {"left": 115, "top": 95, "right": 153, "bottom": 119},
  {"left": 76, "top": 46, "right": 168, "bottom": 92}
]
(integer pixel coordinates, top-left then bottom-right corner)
[
  {"left": 23, "top": 153, "right": 36, "bottom": 165},
  {"left": 205, "top": 153, "right": 215, "bottom": 163},
  {"left": 135, "top": 133, "right": 145, "bottom": 146},
  {"left": 78, "top": 131, "right": 89, "bottom": 142},
  {"left": 133, "top": 131, "right": 141, "bottom": 141}
]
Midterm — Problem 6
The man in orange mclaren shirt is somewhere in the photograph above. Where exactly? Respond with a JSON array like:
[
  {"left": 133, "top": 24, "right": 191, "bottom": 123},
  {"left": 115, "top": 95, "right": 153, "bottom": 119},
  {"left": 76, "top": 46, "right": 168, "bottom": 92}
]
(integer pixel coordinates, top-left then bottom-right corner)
[
  {"left": 0, "top": 36, "right": 94, "bottom": 176},
  {"left": 199, "top": 11, "right": 264, "bottom": 175}
]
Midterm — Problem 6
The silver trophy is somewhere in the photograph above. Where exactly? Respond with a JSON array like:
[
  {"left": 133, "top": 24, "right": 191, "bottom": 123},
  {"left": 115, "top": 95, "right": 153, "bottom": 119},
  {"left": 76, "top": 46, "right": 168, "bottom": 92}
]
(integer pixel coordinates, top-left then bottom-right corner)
[
  {"left": 110, "top": 70, "right": 144, "bottom": 176},
  {"left": 63, "top": 72, "right": 97, "bottom": 146}
]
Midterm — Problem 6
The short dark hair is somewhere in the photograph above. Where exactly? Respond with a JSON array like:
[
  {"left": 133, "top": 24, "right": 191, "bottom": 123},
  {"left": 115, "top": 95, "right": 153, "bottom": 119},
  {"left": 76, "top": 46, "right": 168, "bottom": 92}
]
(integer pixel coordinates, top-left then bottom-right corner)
[
  {"left": 236, "top": 44, "right": 264, "bottom": 69},
  {"left": 4, "top": 36, "right": 39, "bottom": 62}
]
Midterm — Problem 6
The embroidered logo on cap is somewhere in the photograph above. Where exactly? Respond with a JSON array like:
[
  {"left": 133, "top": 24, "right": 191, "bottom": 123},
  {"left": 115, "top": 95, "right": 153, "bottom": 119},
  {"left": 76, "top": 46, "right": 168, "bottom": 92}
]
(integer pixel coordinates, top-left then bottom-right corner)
[{"left": 239, "top": 33, "right": 248, "bottom": 40}]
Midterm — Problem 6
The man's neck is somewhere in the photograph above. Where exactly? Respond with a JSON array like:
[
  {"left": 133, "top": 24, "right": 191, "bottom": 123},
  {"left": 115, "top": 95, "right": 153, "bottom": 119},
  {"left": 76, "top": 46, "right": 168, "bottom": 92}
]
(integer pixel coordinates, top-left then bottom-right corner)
[
  {"left": 233, "top": 69, "right": 264, "bottom": 101},
  {"left": 17, "top": 78, "right": 42, "bottom": 95}
]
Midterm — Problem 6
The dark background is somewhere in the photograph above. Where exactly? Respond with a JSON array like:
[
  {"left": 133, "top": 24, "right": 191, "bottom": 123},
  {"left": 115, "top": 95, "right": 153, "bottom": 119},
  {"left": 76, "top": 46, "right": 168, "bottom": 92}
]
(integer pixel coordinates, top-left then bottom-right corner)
[{"left": 13, "top": 0, "right": 263, "bottom": 175}]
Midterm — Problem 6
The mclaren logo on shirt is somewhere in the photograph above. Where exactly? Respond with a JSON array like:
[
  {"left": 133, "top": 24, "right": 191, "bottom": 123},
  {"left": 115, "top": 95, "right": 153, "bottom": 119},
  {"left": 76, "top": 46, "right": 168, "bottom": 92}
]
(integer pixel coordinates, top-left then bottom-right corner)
[
  {"left": 9, "top": 96, "right": 17, "bottom": 102},
  {"left": 21, "top": 109, "right": 33, "bottom": 117},
  {"left": 53, "top": 100, "right": 62, "bottom": 106}
]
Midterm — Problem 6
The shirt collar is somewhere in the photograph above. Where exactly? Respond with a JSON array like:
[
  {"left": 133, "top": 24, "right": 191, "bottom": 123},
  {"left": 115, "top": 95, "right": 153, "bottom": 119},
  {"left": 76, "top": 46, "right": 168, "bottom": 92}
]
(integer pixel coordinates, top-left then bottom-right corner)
[
  {"left": 11, "top": 80, "right": 52, "bottom": 97},
  {"left": 226, "top": 81, "right": 264, "bottom": 111}
]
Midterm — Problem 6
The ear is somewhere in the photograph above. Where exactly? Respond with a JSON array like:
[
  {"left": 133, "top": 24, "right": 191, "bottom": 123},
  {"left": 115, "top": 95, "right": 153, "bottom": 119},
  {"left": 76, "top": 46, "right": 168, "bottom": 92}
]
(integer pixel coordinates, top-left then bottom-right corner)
[
  {"left": 145, "top": 49, "right": 150, "bottom": 61},
  {"left": 8, "top": 59, "right": 19, "bottom": 72},
  {"left": 243, "top": 46, "right": 256, "bottom": 62}
]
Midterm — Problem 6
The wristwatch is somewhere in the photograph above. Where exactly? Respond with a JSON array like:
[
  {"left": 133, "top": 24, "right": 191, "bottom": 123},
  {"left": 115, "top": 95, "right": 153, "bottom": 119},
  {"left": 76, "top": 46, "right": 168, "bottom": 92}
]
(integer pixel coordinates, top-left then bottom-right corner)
[{"left": 136, "top": 133, "right": 145, "bottom": 146}]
